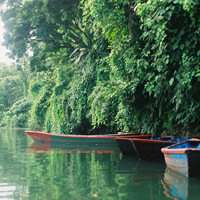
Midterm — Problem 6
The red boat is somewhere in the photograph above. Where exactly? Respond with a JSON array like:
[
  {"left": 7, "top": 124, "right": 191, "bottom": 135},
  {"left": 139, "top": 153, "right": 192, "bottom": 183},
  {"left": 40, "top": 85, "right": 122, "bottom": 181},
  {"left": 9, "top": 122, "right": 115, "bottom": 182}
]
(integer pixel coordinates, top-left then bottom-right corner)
[
  {"left": 25, "top": 131, "right": 145, "bottom": 147},
  {"left": 129, "top": 137, "right": 177, "bottom": 160}
]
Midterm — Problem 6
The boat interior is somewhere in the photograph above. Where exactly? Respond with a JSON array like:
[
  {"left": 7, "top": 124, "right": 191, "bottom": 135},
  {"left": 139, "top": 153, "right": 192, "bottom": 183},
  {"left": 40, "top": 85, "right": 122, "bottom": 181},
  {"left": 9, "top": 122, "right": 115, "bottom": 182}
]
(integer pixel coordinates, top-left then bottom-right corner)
[{"left": 168, "top": 140, "right": 200, "bottom": 149}]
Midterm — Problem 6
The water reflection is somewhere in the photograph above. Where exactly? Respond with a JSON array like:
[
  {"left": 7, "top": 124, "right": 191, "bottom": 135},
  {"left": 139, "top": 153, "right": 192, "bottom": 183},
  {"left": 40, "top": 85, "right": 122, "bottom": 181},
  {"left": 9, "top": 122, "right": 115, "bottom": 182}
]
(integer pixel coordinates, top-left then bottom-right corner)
[
  {"left": 0, "top": 129, "right": 29, "bottom": 199},
  {"left": 28, "top": 142, "right": 119, "bottom": 155},
  {"left": 162, "top": 168, "right": 188, "bottom": 200},
  {"left": 1, "top": 129, "right": 200, "bottom": 200},
  {"left": 115, "top": 156, "right": 167, "bottom": 200},
  {"left": 115, "top": 156, "right": 140, "bottom": 174},
  {"left": 26, "top": 146, "right": 121, "bottom": 200},
  {"left": 162, "top": 168, "right": 200, "bottom": 200},
  {"left": 0, "top": 184, "right": 16, "bottom": 199}
]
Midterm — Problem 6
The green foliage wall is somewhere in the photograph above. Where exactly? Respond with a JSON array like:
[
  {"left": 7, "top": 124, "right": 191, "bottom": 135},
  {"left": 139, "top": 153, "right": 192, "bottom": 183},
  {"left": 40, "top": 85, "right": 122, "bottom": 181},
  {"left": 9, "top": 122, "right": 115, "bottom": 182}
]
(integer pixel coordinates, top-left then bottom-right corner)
[
  {"left": 1, "top": 0, "right": 200, "bottom": 134},
  {"left": 0, "top": 64, "right": 31, "bottom": 127}
]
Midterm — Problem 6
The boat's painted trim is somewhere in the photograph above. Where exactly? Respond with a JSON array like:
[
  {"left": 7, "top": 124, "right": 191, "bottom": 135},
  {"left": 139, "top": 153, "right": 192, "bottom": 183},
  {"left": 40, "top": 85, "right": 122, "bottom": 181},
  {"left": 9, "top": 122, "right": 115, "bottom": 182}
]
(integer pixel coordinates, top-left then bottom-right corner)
[
  {"left": 162, "top": 148, "right": 200, "bottom": 154},
  {"left": 129, "top": 138, "right": 174, "bottom": 144},
  {"left": 161, "top": 139, "right": 200, "bottom": 154},
  {"left": 114, "top": 135, "right": 151, "bottom": 141},
  {"left": 25, "top": 131, "right": 115, "bottom": 139}
]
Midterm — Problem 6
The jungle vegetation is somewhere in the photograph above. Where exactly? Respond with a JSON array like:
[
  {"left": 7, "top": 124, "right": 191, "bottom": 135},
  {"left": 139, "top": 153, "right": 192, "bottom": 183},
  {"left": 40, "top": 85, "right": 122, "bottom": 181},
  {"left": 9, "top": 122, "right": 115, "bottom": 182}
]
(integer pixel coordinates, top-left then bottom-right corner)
[{"left": 0, "top": 0, "right": 200, "bottom": 135}]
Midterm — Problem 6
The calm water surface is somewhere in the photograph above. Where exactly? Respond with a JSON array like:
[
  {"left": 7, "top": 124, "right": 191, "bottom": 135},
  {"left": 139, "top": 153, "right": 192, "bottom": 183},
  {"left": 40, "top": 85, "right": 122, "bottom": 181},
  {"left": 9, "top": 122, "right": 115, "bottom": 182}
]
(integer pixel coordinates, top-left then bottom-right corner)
[{"left": 0, "top": 129, "right": 200, "bottom": 200}]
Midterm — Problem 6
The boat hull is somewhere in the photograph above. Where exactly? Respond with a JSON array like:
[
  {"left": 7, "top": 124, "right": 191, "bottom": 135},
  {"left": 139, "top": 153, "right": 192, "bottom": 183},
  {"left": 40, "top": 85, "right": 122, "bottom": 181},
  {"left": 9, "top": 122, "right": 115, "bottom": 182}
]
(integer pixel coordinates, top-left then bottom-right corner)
[
  {"left": 130, "top": 138, "right": 175, "bottom": 160},
  {"left": 25, "top": 131, "right": 117, "bottom": 145},
  {"left": 162, "top": 140, "right": 200, "bottom": 177},
  {"left": 115, "top": 135, "right": 151, "bottom": 155},
  {"left": 25, "top": 131, "right": 146, "bottom": 147}
]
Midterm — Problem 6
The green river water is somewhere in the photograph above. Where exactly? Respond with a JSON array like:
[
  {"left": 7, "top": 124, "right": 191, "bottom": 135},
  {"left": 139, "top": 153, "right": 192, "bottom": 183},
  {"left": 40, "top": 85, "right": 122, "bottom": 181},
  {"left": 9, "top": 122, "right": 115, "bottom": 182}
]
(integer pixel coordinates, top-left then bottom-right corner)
[{"left": 0, "top": 129, "right": 200, "bottom": 200}]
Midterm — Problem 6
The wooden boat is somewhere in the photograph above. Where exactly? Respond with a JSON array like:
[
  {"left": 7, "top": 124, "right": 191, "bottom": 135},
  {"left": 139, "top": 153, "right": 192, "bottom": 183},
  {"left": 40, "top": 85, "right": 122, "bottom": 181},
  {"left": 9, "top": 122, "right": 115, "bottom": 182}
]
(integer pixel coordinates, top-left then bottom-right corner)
[
  {"left": 114, "top": 135, "right": 152, "bottom": 155},
  {"left": 25, "top": 130, "right": 144, "bottom": 146},
  {"left": 161, "top": 139, "right": 200, "bottom": 177},
  {"left": 25, "top": 131, "right": 115, "bottom": 145},
  {"left": 129, "top": 136, "right": 179, "bottom": 160}
]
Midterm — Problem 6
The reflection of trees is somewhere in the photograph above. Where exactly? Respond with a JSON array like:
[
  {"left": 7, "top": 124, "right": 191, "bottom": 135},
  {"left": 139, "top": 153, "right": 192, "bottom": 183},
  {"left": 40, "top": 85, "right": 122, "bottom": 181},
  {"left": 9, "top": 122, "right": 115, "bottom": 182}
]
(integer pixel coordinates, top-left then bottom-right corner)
[
  {"left": 0, "top": 129, "right": 28, "bottom": 178},
  {"left": 0, "top": 129, "right": 29, "bottom": 199},
  {"left": 115, "top": 158, "right": 167, "bottom": 200},
  {"left": 0, "top": 129, "right": 125, "bottom": 200},
  {"left": 26, "top": 151, "right": 121, "bottom": 200},
  {"left": 0, "top": 129, "right": 188, "bottom": 200},
  {"left": 26, "top": 151, "right": 168, "bottom": 200}
]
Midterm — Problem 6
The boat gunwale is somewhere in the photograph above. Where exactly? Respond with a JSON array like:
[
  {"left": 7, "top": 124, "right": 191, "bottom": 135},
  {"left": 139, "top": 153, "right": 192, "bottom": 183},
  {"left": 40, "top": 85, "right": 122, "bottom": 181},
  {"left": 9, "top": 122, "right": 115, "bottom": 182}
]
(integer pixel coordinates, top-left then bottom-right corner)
[
  {"left": 161, "top": 139, "right": 200, "bottom": 154},
  {"left": 25, "top": 131, "right": 119, "bottom": 139},
  {"left": 129, "top": 138, "right": 174, "bottom": 144},
  {"left": 114, "top": 135, "right": 151, "bottom": 141},
  {"left": 161, "top": 148, "right": 200, "bottom": 154}
]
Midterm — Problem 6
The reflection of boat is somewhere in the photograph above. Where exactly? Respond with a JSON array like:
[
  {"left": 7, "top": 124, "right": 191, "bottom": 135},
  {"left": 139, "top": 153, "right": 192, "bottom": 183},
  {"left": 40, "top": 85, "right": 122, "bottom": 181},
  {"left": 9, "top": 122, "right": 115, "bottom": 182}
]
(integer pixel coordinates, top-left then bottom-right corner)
[
  {"left": 130, "top": 136, "right": 185, "bottom": 160},
  {"left": 161, "top": 139, "right": 200, "bottom": 177},
  {"left": 28, "top": 142, "right": 119, "bottom": 155},
  {"left": 114, "top": 135, "right": 151, "bottom": 155},
  {"left": 162, "top": 168, "right": 188, "bottom": 200},
  {"left": 25, "top": 131, "right": 142, "bottom": 146}
]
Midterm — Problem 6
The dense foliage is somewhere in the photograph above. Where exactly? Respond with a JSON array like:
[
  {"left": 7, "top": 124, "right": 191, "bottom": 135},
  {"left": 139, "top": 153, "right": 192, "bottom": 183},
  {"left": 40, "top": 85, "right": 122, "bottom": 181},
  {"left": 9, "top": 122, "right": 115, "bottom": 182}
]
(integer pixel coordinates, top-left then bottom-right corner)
[
  {"left": 1, "top": 0, "right": 200, "bottom": 135},
  {"left": 0, "top": 63, "right": 31, "bottom": 127}
]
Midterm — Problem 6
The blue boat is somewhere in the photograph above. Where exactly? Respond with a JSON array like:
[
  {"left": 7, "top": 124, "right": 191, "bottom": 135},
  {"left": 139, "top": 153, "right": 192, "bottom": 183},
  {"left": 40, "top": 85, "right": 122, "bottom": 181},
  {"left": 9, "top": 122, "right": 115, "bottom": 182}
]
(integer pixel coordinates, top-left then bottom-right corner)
[{"left": 161, "top": 139, "right": 200, "bottom": 177}]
